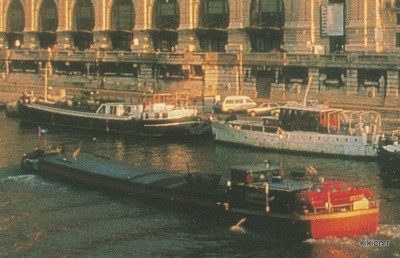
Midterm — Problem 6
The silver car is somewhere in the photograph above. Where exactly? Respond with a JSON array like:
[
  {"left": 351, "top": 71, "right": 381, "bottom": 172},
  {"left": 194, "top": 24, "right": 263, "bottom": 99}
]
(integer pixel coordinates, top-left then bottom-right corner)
[{"left": 247, "top": 103, "right": 280, "bottom": 117}]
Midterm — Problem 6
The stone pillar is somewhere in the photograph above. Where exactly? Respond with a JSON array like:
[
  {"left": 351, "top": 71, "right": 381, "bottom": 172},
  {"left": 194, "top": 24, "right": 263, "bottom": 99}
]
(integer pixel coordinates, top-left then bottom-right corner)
[
  {"left": 224, "top": 44, "right": 243, "bottom": 95},
  {"left": 308, "top": 68, "right": 319, "bottom": 94},
  {"left": 131, "top": 31, "right": 151, "bottom": 52},
  {"left": 57, "top": 32, "right": 74, "bottom": 50},
  {"left": 345, "top": 69, "right": 358, "bottom": 95},
  {"left": 384, "top": 70, "right": 399, "bottom": 106},
  {"left": 270, "top": 83, "right": 286, "bottom": 100},
  {"left": 23, "top": 32, "right": 39, "bottom": 49},
  {"left": 226, "top": 29, "right": 250, "bottom": 53},
  {"left": 0, "top": 33, "right": 6, "bottom": 49},
  {"left": 93, "top": 31, "right": 111, "bottom": 50},
  {"left": 176, "top": 30, "right": 199, "bottom": 52}
]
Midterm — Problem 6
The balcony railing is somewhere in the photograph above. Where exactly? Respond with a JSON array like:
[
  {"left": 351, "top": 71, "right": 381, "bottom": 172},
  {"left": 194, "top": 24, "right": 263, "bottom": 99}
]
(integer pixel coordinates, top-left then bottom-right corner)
[{"left": 2, "top": 49, "right": 400, "bottom": 70}]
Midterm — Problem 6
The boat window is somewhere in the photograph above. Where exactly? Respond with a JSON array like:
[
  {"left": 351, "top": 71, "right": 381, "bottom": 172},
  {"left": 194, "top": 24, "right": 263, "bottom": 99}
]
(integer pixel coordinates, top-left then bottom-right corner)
[
  {"left": 162, "top": 113, "right": 168, "bottom": 118},
  {"left": 310, "top": 184, "right": 324, "bottom": 192},
  {"left": 252, "top": 172, "right": 272, "bottom": 182},
  {"left": 110, "top": 106, "right": 117, "bottom": 115},
  {"left": 264, "top": 126, "right": 277, "bottom": 133},
  {"left": 241, "top": 124, "right": 251, "bottom": 130},
  {"left": 155, "top": 113, "right": 160, "bottom": 118},
  {"left": 125, "top": 106, "right": 132, "bottom": 113},
  {"left": 340, "top": 183, "right": 351, "bottom": 191},
  {"left": 97, "top": 105, "right": 105, "bottom": 114},
  {"left": 144, "top": 113, "right": 149, "bottom": 119},
  {"left": 226, "top": 100, "right": 234, "bottom": 104},
  {"left": 252, "top": 125, "right": 263, "bottom": 132}
]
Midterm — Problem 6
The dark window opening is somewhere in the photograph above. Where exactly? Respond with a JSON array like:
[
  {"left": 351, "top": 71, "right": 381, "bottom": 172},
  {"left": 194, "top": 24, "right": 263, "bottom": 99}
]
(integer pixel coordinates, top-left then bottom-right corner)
[
  {"left": 38, "top": 32, "right": 57, "bottom": 49},
  {"left": 192, "top": 65, "right": 204, "bottom": 77},
  {"left": 6, "top": 32, "right": 23, "bottom": 49},
  {"left": 153, "top": 0, "right": 180, "bottom": 29},
  {"left": 199, "top": 0, "right": 229, "bottom": 28},
  {"left": 111, "top": 0, "right": 134, "bottom": 31},
  {"left": 74, "top": 0, "right": 95, "bottom": 31},
  {"left": 7, "top": 0, "right": 25, "bottom": 32},
  {"left": 151, "top": 31, "right": 178, "bottom": 52},
  {"left": 72, "top": 32, "right": 93, "bottom": 51},
  {"left": 162, "top": 65, "right": 186, "bottom": 80},
  {"left": 330, "top": 36, "right": 345, "bottom": 53},
  {"left": 357, "top": 69, "right": 386, "bottom": 92},
  {"left": 39, "top": 0, "right": 58, "bottom": 32},
  {"left": 9, "top": 60, "right": 37, "bottom": 73},
  {"left": 248, "top": 30, "right": 283, "bottom": 52},
  {"left": 319, "top": 68, "right": 346, "bottom": 89},
  {"left": 397, "top": 33, "right": 400, "bottom": 47},
  {"left": 110, "top": 31, "right": 133, "bottom": 51},
  {"left": 198, "top": 30, "right": 227, "bottom": 52},
  {"left": 283, "top": 67, "right": 308, "bottom": 92}
]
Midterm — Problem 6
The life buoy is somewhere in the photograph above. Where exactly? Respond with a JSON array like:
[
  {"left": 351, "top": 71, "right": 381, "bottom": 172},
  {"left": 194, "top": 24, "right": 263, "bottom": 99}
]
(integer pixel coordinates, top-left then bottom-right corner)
[{"left": 207, "top": 85, "right": 213, "bottom": 91}]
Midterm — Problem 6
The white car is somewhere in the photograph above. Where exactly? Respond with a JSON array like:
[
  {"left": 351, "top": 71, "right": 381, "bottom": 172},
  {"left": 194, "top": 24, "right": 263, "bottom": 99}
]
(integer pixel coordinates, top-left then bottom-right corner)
[
  {"left": 247, "top": 103, "right": 280, "bottom": 117},
  {"left": 213, "top": 95, "right": 257, "bottom": 114}
]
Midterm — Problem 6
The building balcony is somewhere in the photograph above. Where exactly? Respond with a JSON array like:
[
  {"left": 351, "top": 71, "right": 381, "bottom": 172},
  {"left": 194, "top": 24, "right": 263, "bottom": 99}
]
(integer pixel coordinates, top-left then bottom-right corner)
[{"left": 2, "top": 49, "right": 400, "bottom": 70}]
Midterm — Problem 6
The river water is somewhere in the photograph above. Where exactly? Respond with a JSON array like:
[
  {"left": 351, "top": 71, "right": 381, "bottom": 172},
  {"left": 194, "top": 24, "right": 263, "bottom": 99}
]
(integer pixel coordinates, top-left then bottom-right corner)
[{"left": 0, "top": 110, "right": 399, "bottom": 257}]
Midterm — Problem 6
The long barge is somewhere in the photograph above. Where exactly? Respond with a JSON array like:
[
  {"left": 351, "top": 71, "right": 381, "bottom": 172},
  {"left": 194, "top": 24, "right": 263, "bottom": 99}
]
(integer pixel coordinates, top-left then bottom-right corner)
[
  {"left": 21, "top": 147, "right": 380, "bottom": 239},
  {"left": 17, "top": 91, "right": 199, "bottom": 137}
]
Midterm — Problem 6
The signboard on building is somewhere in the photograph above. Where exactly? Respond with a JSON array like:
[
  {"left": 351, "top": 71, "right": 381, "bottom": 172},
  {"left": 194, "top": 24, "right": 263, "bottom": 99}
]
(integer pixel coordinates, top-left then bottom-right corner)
[{"left": 320, "top": 4, "right": 345, "bottom": 37}]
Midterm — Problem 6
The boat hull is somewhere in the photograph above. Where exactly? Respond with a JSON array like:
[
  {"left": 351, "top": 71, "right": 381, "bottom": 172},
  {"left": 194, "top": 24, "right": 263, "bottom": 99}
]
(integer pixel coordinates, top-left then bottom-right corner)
[
  {"left": 377, "top": 145, "right": 400, "bottom": 186},
  {"left": 18, "top": 103, "right": 198, "bottom": 136},
  {"left": 211, "top": 122, "right": 378, "bottom": 157},
  {"left": 227, "top": 206, "right": 379, "bottom": 239}
]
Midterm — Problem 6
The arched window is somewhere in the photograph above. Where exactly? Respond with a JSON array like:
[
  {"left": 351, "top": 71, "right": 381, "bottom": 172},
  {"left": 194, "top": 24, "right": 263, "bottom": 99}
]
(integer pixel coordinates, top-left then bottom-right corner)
[
  {"left": 38, "top": 0, "right": 58, "bottom": 49},
  {"left": 74, "top": 0, "right": 94, "bottom": 31},
  {"left": 153, "top": 0, "right": 179, "bottom": 29},
  {"left": 72, "top": 0, "right": 95, "bottom": 50},
  {"left": 111, "top": 0, "right": 134, "bottom": 31},
  {"left": 151, "top": 0, "right": 180, "bottom": 52},
  {"left": 250, "top": 0, "right": 284, "bottom": 28},
  {"left": 6, "top": 0, "right": 25, "bottom": 49},
  {"left": 110, "top": 0, "right": 134, "bottom": 50},
  {"left": 199, "top": 0, "right": 229, "bottom": 28},
  {"left": 198, "top": 0, "right": 229, "bottom": 52},
  {"left": 39, "top": 0, "right": 58, "bottom": 32},
  {"left": 7, "top": 0, "right": 25, "bottom": 32},
  {"left": 248, "top": 0, "right": 284, "bottom": 52}
]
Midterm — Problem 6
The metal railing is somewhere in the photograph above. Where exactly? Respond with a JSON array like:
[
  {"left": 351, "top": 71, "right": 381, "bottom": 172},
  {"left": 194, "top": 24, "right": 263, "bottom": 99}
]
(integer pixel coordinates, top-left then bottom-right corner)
[{"left": 2, "top": 49, "right": 400, "bottom": 70}]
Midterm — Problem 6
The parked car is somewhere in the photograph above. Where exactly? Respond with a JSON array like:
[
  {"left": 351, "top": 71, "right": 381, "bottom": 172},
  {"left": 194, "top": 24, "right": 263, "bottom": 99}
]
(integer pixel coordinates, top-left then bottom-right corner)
[
  {"left": 296, "top": 181, "right": 373, "bottom": 211},
  {"left": 247, "top": 103, "right": 280, "bottom": 117},
  {"left": 213, "top": 95, "right": 257, "bottom": 114}
]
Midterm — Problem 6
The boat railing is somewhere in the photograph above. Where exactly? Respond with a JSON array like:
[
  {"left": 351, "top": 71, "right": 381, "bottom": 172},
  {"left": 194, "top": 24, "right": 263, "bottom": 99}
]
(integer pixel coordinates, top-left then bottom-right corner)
[{"left": 308, "top": 199, "right": 379, "bottom": 215}]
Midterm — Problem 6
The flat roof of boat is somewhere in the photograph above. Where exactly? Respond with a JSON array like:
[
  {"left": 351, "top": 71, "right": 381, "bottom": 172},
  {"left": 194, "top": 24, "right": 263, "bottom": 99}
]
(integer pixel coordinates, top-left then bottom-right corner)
[
  {"left": 227, "top": 120, "right": 265, "bottom": 125},
  {"left": 280, "top": 105, "right": 342, "bottom": 112},
  {"left": 230, "top": 163, "right": 281, "bottom": 173},
  {"left": 267, "top": 180, "right": 312, "bottom": 192}
]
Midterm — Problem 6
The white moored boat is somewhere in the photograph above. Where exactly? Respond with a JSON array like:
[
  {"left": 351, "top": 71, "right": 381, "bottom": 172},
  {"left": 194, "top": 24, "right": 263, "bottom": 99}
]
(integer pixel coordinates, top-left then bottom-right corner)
[{"left": 211, "top": 105, "right": 382, "bottom": 157}]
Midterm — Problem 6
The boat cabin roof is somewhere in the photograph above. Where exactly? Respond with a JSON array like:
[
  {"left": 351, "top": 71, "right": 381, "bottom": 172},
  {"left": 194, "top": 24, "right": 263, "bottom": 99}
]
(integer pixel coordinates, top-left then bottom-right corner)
[
  {"left": 280, "top": 105, "right": 341, "bottom": 113},
  {"left": 230, "top": 163, "right": 313, "bottom": 192}
]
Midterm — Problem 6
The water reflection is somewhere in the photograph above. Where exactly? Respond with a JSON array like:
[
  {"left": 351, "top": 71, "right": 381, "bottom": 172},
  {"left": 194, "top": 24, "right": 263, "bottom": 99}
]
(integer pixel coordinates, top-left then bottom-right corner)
[{"left": 0, "top": 110, "right": 399, "bottom": 257}]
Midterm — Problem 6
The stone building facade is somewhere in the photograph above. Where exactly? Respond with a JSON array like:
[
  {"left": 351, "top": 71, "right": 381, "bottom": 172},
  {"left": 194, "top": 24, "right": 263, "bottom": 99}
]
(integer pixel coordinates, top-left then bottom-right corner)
[{"left": 1, "top": 0, "right": 400, "bottom": 107}]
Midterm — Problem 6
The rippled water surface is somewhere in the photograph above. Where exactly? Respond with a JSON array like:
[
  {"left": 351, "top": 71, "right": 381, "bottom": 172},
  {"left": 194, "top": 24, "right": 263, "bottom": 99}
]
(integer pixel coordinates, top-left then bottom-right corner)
[{"left": 0, "top": 110, "right": 399, "bottom": 257}]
